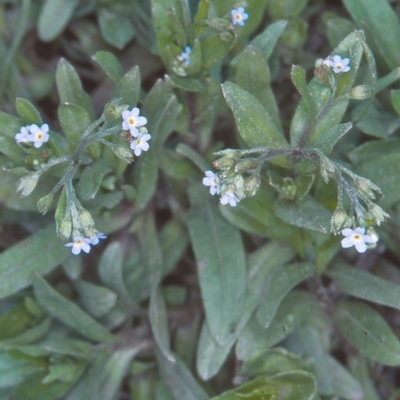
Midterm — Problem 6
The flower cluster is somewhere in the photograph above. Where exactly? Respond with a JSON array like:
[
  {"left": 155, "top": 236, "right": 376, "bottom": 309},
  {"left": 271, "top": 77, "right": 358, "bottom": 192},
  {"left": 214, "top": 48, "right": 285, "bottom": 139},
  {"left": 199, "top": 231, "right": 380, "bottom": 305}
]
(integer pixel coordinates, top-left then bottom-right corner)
[
  {"left": 122, "top": 107, "right": 151, "bottom": 156},
  {"left": 65, "top": 232, "right": 107, "bottom": 255},
  {"left": 15, "top": 124, "right": 50, "bottom": 148},
  {"left": 231, "top": 7, "right": 249, "bottom": 26},
  {"left": 323, "top": 55, "right": 350, "bottom": 74}
]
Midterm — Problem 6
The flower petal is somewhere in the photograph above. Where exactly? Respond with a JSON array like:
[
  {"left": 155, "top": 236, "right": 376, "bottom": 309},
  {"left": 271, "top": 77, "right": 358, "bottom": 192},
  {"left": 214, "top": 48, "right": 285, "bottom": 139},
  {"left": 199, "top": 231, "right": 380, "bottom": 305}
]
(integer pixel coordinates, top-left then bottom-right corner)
[
  {"left": 341, "top": 228, "right": 354, "bottom": 237},
  {"left": 354, "top": 240, "right": 367, "bottom": 253},
  {"left": 341, "top": 237, "right": 354, "bottom": 248},
  {"left": 354, "top": 227, "right": 365, "bottom": 235},
  {"left": 363, "top": 234, "right": 377, "bottom": 244}
]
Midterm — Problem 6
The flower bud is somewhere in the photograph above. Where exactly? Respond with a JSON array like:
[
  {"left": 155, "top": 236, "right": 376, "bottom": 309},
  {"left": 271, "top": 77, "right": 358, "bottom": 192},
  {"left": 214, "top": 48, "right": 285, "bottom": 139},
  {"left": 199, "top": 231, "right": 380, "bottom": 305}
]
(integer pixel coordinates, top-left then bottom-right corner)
[
  {"left": 243, "top": 175, "right": 261, "bottom": 197},
  {"left": 37, "top": 194, "right": 54, "bottom": 214},
  {"left": 79, "top": 208, "right": 95, "bottom": 229},
  {"left": 58, "top": 217, "right": 72, "bottom": 240},
  {"left": 114, "top": 145, "right": 133, "bottom": 162},
  {"left": 16, "top": 173, "right": 39, "bottom": 197},
  {"left": 366, "top": 227, "right": 379, "bottom": 249},
  {"left": 350, "top": 85, "right": 373, "bottom": 100},
  {"left": 234, "top": 159, "right": 259, "bottom": 174},
  {"left": 367, "top": 204, "right": 390, "bottom": 226},
  {"left": 213, "top": 149, "right": 241, "bottom": 171},
  {"left": 104, "top": 103, "right": 118, "bottom": 120},
  {"left": 331, "top": 207, "right": 348, "bottom": 234},
  {"left": 281, "top": 177, "right": 297, "bottom": 201}
]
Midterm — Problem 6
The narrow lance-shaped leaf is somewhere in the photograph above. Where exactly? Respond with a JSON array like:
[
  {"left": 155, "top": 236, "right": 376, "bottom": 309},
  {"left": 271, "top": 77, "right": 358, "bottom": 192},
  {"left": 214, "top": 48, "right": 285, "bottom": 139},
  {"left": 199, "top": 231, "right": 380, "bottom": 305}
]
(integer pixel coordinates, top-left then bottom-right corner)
[
  {"left": 222, "top": 81, "right": 289, "bottom": 150},
  {"left": 33, "top": 275, "right": 115, "bottom": 343},
  {"left": 196, "top": 241, "right": 296, "bottom": 380},
  {"left": 342, "top": 0, "right": 400, "bottom": 70},
  {"left": 188, "top": 184, "right": 246, "bottom": 346},
  {"left": 327, "top": 263, "right": 400, "bottom": 311},
  {"left": 256, "top": 262, "right": 314, "bottom": 328},
  {"left": 56, "top": 59, "right": 95, "bottom": 119},
  {"left": 0, "top": 225, "right": 69, "bottom": 300},
  {"left": 38, "top": 0, "right": 78, "bottom": 42},
  {"left": 334, "top": 300, "right": 400, "bottom": 366}
]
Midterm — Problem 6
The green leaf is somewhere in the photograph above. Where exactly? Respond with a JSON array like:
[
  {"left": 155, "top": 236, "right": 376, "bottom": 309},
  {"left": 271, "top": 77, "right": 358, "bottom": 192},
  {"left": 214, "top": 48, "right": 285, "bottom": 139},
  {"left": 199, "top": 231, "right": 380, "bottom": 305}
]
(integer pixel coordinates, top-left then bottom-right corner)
[
  {"left": 291, "top": 65, "right": 317, "bottom": 121},
  {"left": 132, "top": 149, "right": 159, "bottom": 208},
  {"left": 151, "top": 0, "right": 185, "bottom": 66},
  {"left": 274, "top": 195, "right": 331, "bottom": 233},
  {"left": 311, "top": 122, "right": 352, "bottom": 155},
  {"left": 235, "top": 46, "right": 282, "bottom": 131},
  {"left": 38, "top": 0, "right": 78, "bottom": 41},
  {"left": 56, "top": 59, "right": 95, "bottom": 120},
  {"left": 98, "top": 9, "right": 135, "bottom": 49},
  {"left": 137, "top": 212, "right": 164, "bottom": 291},
  {"left": 0, "top": 111, "right": 24, "bottom": 138},
  {"left": 297, "top": 326, "right": 334, "bottom": 396},
  {"left": 328, "top": 356, "right": 364, "bottom": 400},
  {"left": 0, "top": 225, "right": 69, "bottom": 300},
  {"left": 143, "top": 79, "right": 181, "bottom": 151},
  {"left": 150, "top": 288, "right": 175, "bottom": 362},
  {"left": 268, "top": 0, "right": 308, "bottom": 19},
  {"left": 76, "top": 160, "right": 111, "bottom": 200},
  {"left": 15, "top": 98, "right": 42, "bottom": 125},
  {"left": 99, "top": 242, "right": 132, "bottom": 304},
  {"left": 348, "top": 138, "right": 400, "bottom": 166},
  {"left": 100, "top": 348, "right": 139, "bottom": 400},
  {"left": 334, "top": 300, "right": 400, "bottom": 366},
  {"left": 58, "top": 103, "right": 91, "bottom": 151},
  {"left": 256, "top": 262, "right": 314, "bottom": 328},
  {"left": 342, "top": 0, "right": 400, "bottom": 70},
  {"left": 196, "top": 241, "right": 296, "bottom": 380},
  {"left": 14, "top": 372, "right": 72, "bottom": 400},
  {"left": 156, "top": 349, "right": 208, "bottom": 400},
  {"left": 250, "top": 20, "right": 288, "bottom": 61},
  {"left": 188, "top": 185, "right": 246, "bottom": 346},
  {"left": 391, "top": 89, "right": 400, "bottom": 115},
  {"left": 211, "top": 371, "right": 317, "bottom": 400},
  {"left": 222, "top": 81, "right": 289, "bottom": 150},
  {"left": 201, "top": 30, "right": 236, "bottom": 70},
  {"left": 74, "top": 280, "right": 117, "bottom": 318},
  {"left": 356, "top": 152, "right": 400, "bottom": 208},
  {"left": 33, "top": 275, "right": 115, "bottom": 343},
  {"left": 92, "top": 51, "right": 124, "bottom": 82},
  {"left": 114, "top": 65, "right": 141, "bottom": 108},
  {"left": 236, "top": 291, "right": 316, "bottom": 361},
  {"left": 326, "top": 263, "right": 400, "bottom": 311},
  {"left": 0, "top": 353, "right": 34, "bottom": 388}
]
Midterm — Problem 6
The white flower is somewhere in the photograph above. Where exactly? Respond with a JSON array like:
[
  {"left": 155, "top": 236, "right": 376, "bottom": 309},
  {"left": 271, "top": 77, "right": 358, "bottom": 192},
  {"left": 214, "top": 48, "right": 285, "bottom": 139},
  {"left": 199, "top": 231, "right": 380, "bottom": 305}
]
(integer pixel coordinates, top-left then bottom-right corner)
[
  {"left": 220, "top": 192, "right": 240, "bottom": 207},
  {"left": 15, "top": 126, "right": 31, "bottom": 144},
  {"left": 28, "top": 124, "right": 49, "bottom": 148},
  {"left": 130, "top": 132, "right": 151, "bottom": 156},
  {"left": 122, "top": 108, "right": 147, "bottom": 136},
  {"left": 177, "top": 46, "right": 192, "bottom": 66},
  {"left": 231, "top": 7, "right": 249, "bottom": 26},
  {"left": 324, "top": 55, "right": 350, "bottom": 74},
  {"left": 90, "top": 232, "right": 107, "bottom": 245},
  {"left": 65, "top": 236, "right": 91, "bottom": 255},
  {"left": 341, "top": 227, "right": 377, "bottom": 253},
  {"left": 202, "top": 171, "right": 220, "bottom": 195}
]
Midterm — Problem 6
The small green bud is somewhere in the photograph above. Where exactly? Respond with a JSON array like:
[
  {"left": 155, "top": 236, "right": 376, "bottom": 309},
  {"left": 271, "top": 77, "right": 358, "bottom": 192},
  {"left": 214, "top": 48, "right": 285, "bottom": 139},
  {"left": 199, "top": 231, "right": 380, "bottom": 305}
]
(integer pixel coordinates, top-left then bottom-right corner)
[
  {"left": 16, "top": 173, "right": 40, "bottom": 197},
  {"left": 234, "top": 159, "right": 259, "bottom": 174},
  {"left": 79, "top": 208, "right": 95, "bottom": 228},
  {"left": 367, "top": 204, "right": 390, "bottom": 226},
  {"left": 331, "top": 206, "right": 348, "bottom": 234},
  {"left": 281, "top": 177, "right": 297, "bottom": 201},
  {"left": 104, "top": 103, "right": 118, "bottom": 120},
  {"left": 114, "top": 145, "right": 133, "bottom": 163},
  {"left": 58, "top": 217, "right": 72, "bottom": 240},
  {"left": 37, "top": 194, "right": 54, "bottom": 214},
  {"left": 350, "top": 85, "right": 373, "bottom": 100},
  {"left": 243, "top": 175, "right": 261, "bottom": 197},
  {"left": 213, "top": 149, "right": 241, "bottom": 171}
]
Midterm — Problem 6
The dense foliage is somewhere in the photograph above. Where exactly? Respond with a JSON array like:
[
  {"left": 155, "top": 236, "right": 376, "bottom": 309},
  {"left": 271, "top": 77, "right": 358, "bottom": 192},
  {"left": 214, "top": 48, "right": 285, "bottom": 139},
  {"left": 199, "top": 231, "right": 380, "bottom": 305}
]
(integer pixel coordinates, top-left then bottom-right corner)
[{"left": 1, "top": 0, "right": 400, "bottom": 399}]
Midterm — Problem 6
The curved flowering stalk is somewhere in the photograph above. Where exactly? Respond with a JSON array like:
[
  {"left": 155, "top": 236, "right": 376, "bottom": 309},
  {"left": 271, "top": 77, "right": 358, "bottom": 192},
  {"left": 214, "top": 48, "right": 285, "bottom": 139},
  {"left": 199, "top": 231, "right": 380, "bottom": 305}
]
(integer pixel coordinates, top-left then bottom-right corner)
[{"left": 14, "top": 103, "right": 152, "bottom": 254}]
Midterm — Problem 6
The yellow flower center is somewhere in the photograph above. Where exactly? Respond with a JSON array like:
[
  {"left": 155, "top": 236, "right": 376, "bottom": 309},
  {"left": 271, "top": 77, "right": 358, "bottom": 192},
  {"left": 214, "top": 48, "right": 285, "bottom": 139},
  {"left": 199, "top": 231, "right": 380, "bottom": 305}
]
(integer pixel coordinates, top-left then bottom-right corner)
[
  {"left": 336, "top": 64, "right": 343, "bottom": 69},
  {"left": 36, "top": 132, "right": 43, "bottom": 140},
  {"left": 137, "top": 139, "right": 142, "bottom": 145},
  {"left": 76, "top": 239, "right": 83, "bottom": 246},
  {"left": 128, "top": 117, "right": 136, "bottom": 126},
  {"left": 353, "top": 234, "right": 361, "bottom": 241},
  {"left": 235, "top": 13, "right": 242, "bottom": 20}
]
